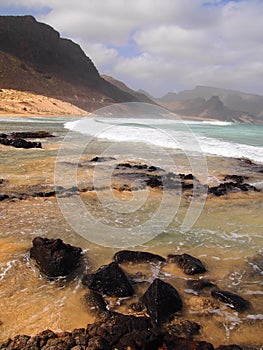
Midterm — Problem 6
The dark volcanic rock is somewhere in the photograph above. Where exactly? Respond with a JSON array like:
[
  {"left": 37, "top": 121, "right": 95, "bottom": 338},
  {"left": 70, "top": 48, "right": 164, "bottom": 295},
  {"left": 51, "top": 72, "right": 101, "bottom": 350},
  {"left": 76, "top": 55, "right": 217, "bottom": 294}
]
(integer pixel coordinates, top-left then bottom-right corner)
[
  {"left": 83, "top": 290, "right": 108, "bottom": 317},
  {"left": 209, "top": 181, "right": 259, "bottom": 196},
  {"left": 30, "top": 237, "right": 83, "bottom": 277},
  {"left": 87, "top": 313, "right": 152, "bottom": 346},
  {"left": 10, "top": 131, "right": 54, "bottom": 138},
  {"left": 186, "top": 279, "right": 216, "bottom": 293},
  {"left": 90, "top": 156, "right": 116, "bottom": 162},
  {"left": 82, "top": 261, "right": 134, "bottom": 297},
  {"left": 167, "top": 253, "right": 207, "bottom": 275},
  {"left": 141, "top": 278, "right": 182, "bottom": 325},
  {"left": 211, "top": 289, "right": 250, "bottom": 311},
  {"left": 0, "top": 193, "right": 9, "bottom": 201},
  {"left": 114, "top": 250, "right": 165, "bottom": 264},
  {"left": 0, "top": 137, "right": 42, "bottom": 148}
]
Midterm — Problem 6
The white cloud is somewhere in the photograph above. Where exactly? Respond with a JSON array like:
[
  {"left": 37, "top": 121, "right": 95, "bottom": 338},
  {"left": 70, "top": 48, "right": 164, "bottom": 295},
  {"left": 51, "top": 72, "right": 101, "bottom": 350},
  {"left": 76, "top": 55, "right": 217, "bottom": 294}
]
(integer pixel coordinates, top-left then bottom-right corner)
[{"left": 2, "top": 0, "right": 263, "bottom": 95}]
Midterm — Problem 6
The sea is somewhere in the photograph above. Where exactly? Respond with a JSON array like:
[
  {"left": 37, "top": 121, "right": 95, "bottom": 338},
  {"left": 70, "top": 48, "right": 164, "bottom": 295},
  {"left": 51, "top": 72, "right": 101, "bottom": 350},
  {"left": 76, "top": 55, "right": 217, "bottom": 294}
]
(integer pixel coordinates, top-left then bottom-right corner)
[{"left": 0, "top": 106, "right": 262, "bottom": 347}]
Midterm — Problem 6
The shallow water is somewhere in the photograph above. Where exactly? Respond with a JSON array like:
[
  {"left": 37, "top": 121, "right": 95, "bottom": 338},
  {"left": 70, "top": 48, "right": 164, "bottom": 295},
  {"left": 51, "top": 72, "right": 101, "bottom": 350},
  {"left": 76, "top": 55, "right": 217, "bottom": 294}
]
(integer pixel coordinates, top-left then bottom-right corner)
[{"left": 0, "top": 117, "right": 263, "bottom": 347}]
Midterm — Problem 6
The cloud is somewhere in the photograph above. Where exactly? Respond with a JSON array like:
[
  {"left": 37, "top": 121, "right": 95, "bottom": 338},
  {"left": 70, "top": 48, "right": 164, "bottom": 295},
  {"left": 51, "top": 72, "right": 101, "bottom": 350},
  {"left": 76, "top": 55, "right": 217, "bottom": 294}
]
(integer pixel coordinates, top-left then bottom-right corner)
[{"left": 2, "top": 0, "right": 263, "bottom": 95}]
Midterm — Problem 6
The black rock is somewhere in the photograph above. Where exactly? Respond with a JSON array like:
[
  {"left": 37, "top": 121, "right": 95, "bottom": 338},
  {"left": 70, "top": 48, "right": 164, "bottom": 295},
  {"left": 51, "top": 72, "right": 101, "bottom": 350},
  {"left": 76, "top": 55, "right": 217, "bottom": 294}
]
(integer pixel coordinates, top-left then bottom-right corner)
[
  {"left": 211, "top": 289, "right": 250, "bottom": 311},
  {"left": 167, "top": 253, "right": 207, "bottom": 275},
  {"left": 223, "top": 175, "right": 246, "bottom": 184},
  {"left": 141, "top": 278, "right": 182, "bottom": 325},
  {"left": 82, "top": 262, "right": 134, "bottom": 297},
  {"left": 30, "top": 237, "right": 83, "bottom": 277},
  {"left": 114, "top": 250, "right": 165, "bottom": 264},
  {"left": 90, "top": 156, "right": 116, "bottom": 162},
  {"left": 83, "top": 290, "right": 108, "bottom": 317},
  {"left": 0, "top": 193, "right": 9, "bottom": 201},
  {"left": 0, "top": 137, "right": 42, "bottom": 149},
  {"left": 10, "top": 131, "right": 54, "bottom": 138},
  {"left": 87, "top": 336, "right": 111, "bottom": 350},
  {"left": 87, "top": 313, "right": 152, "bottom": 346},
  {"left": 187, "top": 279, "right": 216, "bottom": 292}
]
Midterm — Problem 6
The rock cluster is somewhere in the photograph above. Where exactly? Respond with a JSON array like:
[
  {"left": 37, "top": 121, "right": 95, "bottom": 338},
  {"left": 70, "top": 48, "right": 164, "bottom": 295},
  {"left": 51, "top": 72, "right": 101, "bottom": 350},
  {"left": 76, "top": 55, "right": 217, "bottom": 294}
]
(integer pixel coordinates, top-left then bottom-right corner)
[{"left": 0, "top": 239, "right": 250, "bottom": 349}]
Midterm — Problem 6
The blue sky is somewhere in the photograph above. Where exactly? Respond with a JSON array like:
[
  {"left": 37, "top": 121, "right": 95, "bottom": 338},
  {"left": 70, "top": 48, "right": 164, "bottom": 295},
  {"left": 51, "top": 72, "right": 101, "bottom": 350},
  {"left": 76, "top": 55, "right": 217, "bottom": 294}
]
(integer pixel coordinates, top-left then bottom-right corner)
[{"left": 0, "top": 0, "right": 262, "bottom": 97}]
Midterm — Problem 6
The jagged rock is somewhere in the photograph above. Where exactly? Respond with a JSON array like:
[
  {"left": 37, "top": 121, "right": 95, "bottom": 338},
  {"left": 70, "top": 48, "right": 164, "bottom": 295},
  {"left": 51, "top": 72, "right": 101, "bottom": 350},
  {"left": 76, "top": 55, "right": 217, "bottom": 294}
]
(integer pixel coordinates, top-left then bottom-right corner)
[
  {"left": 114, "top": 250, "right": 165, "bottom": 264},
  {"left": 87, "top": 313, "right": 152, "bottom": 346},
  {"left": 0, "top": 137, "right": 42, "bottom": 149},
  {"left": 30, "top": 237, "right": 83, "bottom": 277},
  {"left": 167, "top": 253, "right": 207, "bottom": 275},
  {"left": 82, "top": 262, "right": 134, "bottom": 297},
  {"left": 87, "top": 336, "right": 111, "bottom": 350},
  {"left": 10, "top": 131, "right": 54, "bottom": 138},
  {"left": 209, "top": 182, "right": 259, "bottom": 196},
  {"left": 211, "top": 289, "right": 250, "bottom": 311},
  {"left": 141, "top": 278, "right": 182, "bottom": 325}
]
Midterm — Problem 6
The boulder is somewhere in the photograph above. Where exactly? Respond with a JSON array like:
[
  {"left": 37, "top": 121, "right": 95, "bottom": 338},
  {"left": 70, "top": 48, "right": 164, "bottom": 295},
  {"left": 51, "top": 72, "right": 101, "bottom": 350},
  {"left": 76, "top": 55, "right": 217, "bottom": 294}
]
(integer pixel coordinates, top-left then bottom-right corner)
[
  {"left": 82, "top": 262, "right": 134, "bottom": 297},
  {"left": 167, "top": 253, "right": 207, "bottom": 275},
  {"left": 114, "top": 250, "right": 165, "bottom": 264},
  {"left": 141, "top": 278, "right": 182, "bottom": 325},
  {"left": 211, "top": 289, "right": 250, "bottom": 311},
  {"left": 30, "top": 237, "right": 83, "bottom": 277}
]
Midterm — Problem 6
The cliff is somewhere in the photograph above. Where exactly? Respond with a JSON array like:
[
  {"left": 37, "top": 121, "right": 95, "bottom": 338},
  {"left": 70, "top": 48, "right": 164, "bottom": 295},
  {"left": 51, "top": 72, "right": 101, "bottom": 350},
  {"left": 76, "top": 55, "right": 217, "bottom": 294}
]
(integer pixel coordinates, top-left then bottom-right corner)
[{"left": 0, "top": 15, "right": 143, "bottom": 112}]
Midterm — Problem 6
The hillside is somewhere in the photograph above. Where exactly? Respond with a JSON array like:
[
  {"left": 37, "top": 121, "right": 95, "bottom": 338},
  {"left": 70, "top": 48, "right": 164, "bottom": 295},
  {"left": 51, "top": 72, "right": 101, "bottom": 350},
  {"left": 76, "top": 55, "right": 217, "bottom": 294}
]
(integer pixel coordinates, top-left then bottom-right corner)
[
  {"left": 102, "top": 75, "right": 156, "bottom": 105},
  {"left": 0, "top": 15, "right": 147, "bottom": 113}
]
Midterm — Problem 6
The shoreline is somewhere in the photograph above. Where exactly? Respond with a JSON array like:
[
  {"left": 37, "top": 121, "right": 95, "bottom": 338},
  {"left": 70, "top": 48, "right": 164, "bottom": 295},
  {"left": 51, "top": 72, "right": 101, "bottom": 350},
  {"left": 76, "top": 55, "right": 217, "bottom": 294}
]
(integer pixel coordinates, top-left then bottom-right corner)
[{"left": 0, "top": 119, "right": 262, "bottom": 348}]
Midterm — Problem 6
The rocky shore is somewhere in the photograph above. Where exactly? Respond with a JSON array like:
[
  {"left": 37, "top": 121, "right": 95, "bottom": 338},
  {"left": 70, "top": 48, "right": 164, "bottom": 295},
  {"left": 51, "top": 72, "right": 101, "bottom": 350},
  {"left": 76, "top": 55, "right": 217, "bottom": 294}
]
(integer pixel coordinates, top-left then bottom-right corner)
[{"left": 0, "top": 237, "right": 253, "bottom": 350}]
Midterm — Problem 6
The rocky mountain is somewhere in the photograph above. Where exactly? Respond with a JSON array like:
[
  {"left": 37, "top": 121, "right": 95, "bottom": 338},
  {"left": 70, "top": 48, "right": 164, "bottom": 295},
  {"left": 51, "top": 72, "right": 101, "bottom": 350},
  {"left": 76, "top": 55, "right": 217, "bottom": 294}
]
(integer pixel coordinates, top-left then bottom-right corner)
[
  {"left": 102, "top": 75, "right": 155, "bottom": 105},
  {"left": 0, "top": 15, "right": 147, "bottom": 112},
  {"left": 157, "top": 86, "right": 263, "bottom": 123}
]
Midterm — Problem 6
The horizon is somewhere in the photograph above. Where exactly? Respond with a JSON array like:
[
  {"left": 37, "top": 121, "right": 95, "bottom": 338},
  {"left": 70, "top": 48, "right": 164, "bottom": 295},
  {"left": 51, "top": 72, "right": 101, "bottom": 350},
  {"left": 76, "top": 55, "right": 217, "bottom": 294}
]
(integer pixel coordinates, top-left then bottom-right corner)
[{"left": 1, "top": 0, "right": 263, "bottom": 97}]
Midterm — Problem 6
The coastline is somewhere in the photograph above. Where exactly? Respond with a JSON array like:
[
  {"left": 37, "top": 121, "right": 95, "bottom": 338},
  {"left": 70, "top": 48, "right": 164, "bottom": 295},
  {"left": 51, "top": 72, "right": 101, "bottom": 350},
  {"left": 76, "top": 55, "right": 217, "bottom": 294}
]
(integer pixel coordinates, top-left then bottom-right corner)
[{"left": 0, "top": 116, "right": 262, "bottom": 349}]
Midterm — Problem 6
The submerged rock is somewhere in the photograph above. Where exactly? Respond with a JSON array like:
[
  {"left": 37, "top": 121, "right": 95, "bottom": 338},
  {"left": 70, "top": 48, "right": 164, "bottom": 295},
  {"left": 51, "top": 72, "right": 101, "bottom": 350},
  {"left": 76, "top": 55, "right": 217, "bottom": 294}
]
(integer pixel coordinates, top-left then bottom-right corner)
[
  {"left": 82, "top": 261, "right": 134, "bottom": 297},
  {"left": 186, "top": 279, "right": 216, "bottom": 293},
  {"left": 167, "top": 253, "right": 207, "bottom": 275},
  {"left": 141, "top": 278, "right": 182, "bottom": 325},
  {"left": 83, "top": 290, "right": 108, "bottom": 317},
  {"left": 30, "top": 237, "right": 83, "bottom": 277},
  {"left": 211, "top": 289, "right": 250, "bottom": 311},
  {"left": 114, "top": 250, "right": 165, "bottom": 264}
]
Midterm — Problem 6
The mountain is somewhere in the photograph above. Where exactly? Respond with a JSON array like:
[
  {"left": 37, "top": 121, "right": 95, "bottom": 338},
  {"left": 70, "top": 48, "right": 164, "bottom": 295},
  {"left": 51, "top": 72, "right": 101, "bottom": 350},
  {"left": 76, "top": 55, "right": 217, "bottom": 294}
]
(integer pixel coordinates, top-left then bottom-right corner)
[
  {"left": 102, "top": 75, "right": 156, "bottom": 104},
  {"left": 158, "top": 86, "right": 263, "bottom": 123},
  {"left": 0, "top": 15, "right": 148, "bottom": 112}
]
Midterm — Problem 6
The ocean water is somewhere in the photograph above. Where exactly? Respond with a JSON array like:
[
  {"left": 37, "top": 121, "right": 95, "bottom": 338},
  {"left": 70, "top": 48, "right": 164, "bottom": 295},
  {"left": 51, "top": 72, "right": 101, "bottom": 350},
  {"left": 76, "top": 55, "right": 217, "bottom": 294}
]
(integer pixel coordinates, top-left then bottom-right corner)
[
  {"left": 0, "top": 113, "right": 263, "bottom": 347},
  {"left": 65, "top": 117, "right": 263, "bottom": 164}
]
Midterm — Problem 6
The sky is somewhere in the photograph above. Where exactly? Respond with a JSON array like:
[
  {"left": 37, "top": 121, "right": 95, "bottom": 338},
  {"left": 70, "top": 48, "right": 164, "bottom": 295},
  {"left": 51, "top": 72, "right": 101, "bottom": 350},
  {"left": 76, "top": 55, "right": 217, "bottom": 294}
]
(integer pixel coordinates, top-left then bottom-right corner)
[{"left": 0, "top": 0, "right": 263, "bottom": 97}]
